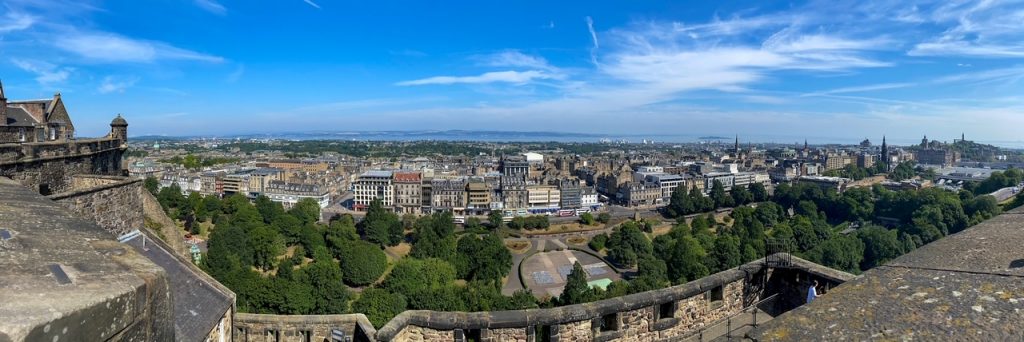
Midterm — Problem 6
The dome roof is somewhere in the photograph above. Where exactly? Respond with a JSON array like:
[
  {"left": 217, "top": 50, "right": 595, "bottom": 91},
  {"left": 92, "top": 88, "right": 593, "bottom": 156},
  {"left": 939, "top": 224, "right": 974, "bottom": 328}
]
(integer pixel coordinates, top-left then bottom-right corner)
[{"left": 111, "top": 114, "right": 128, "bottom": 126}]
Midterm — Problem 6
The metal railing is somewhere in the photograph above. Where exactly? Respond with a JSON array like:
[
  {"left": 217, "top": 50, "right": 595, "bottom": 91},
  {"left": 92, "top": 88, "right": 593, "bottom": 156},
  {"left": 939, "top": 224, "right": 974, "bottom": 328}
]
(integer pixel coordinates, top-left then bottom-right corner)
[{"left": 690, "top": 293, "right": 781, "bottom": 342}]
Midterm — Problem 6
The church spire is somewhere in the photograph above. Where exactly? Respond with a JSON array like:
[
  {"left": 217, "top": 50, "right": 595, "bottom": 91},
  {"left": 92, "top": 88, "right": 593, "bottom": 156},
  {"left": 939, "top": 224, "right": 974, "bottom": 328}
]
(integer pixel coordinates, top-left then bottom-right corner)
[{"left": 734, "top": 134, "right": 740, "bottom": 154}]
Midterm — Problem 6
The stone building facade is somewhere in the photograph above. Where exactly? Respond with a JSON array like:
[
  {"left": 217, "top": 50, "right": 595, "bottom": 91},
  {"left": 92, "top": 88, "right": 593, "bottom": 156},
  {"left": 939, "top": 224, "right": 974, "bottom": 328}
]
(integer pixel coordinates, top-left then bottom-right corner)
[
  {"left": 0, "top": 86, "right": 129, "bottom": 195},
  {"left": 0, "top": 82, "right": 76, "bottom": 144}
]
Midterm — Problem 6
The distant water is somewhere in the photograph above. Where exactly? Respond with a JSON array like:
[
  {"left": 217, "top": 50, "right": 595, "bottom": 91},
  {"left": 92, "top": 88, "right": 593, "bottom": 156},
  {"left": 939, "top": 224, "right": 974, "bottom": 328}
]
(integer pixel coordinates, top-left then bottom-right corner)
[{"left": 141, "top": 130, "right": 1024, "bottom": 149}]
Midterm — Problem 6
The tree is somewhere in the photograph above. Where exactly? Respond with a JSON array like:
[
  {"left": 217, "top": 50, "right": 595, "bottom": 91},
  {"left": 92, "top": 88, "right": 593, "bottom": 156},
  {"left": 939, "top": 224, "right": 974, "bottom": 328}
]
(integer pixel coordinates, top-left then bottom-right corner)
[
  {"left": 300, "top": 259, "right": 351, "bottom": 314},
  {"left": 666, "top": 184, "right": 693, "bottom": 217},
  {"left": 707, "top": 235, "right": 742, "bottom": 273},
  {"left": 588, "top": 234, "right": 608, "bottom": 251},
  {"left": 250, "top": 225, "right": 285, "bottom": 271},
  {"left": 410, "top": 212, "right": 457, "bottom": 261},
  {"left": 691, "top": 186, "right": 715, "bottom": 213},
  {"left": 157, "top": 183, "right": 186, "bottom": 212},
  {"left": 464, "top": 216, "right": 484, "bottom": 231},
  {"left": 753, "top": 202, "right": 784, "bottom": 227},
  {"left": 808, "top": 235, "right": 865, "bottom": 274},
  {"left": 255, "top": 195, "right": 285, "bottom": 224},
  {"left": 383, "top": 258, "right": 459, "bottom": 310},
  {"left": 856, "top": 225, "right": 903, "bottom": 270},
  {"left": 731, "top": 186, "right": 754, "bottom": 206},
  {"left": 661, "top": 235, "right": 710, "bottom": 284},
  {"left": 559, "top": 262, "right": 593, "bottom": 305},
  {"left": 336, "top": 239, "right": 388, "bottom": 286},
  {"left": 890, "top": 162, "right": 916, "bottom": 181},
  {"left": 579, "top": 212, "right": 595, "bottom": 225},
  {"left": 749, "top": 183, "right": 769, "bottom": 202},
  {"left": 361, "top": 199, "right": 403, "bottom": 246},
  {"left": 144, "top": 177, "right": 159, "bottom": 196},
  {"left": 487, "top": 211, "right": 505, "bottom": 229},
  {"left": 597, "top": 212, "right": 611, "bottom": 224},
  {"left": 351, "top": 288, "right": 408, "bottom": 328},
  {"left": 710, "top": 180, "right": 734, "bottom": 208},
  {"left": 454, "top": 234, "right": 512, "bottom": 283},
  {"left": 636, "top": 255, "right": 669, "bottom": 286},
  {"left": 290, "top": 198, "right": 322, "bottom": 225},
  {"left": 606, "top": 222, "right": 653, "bottom": 267}
]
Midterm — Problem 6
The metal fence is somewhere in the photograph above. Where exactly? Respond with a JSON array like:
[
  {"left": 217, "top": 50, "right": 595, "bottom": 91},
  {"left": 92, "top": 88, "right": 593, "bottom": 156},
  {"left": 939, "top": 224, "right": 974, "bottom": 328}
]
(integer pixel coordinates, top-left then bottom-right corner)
[
  {"left": 687, "top": 293, "right": 782, "bottom": 342},
  {"left": 764, "top": 238, "right": 793, "bottom": 268}
]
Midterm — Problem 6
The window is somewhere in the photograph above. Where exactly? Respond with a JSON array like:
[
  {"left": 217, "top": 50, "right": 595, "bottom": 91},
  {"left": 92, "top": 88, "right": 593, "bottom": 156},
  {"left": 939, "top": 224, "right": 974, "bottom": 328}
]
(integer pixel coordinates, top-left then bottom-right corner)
[
  {"left": 18, "top": 128, "right": 25, "bottom": 142},
  {"left": 599, "top": 313, "right": 620, "bottom": 332},
  {"left": 658, "top": 301, "right": 676, "bottom": 320},
  {"left": 708, "top": 285, "right": 724, "bottom": 306},
  {"left": 534, "top": 325, "right": 552, "bottom": 342}
]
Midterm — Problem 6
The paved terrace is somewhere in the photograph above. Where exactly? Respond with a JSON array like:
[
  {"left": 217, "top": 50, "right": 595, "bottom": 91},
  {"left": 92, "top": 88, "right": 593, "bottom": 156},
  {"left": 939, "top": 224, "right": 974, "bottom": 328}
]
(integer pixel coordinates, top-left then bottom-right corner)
[{"left": 751, "top": 206, "right": 1024, "bottom": 341}]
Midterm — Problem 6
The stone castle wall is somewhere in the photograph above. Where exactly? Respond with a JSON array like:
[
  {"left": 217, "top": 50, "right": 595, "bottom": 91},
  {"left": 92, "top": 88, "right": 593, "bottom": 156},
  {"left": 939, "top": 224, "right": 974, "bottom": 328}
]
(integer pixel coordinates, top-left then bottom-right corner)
[
  {"left": 233, "top": 313, "right": 376, "bottom": 342},
  {"left": 0, "top": 137, "right": 125, "bottom": 195},
  {"left": 48, "top": 175, "right": 143, "bottom": 237},
  {"left": 0, "top": 179, "right": 174, "bottom": 341},
  {"left": 376, "top": 256, "right": 853, "bottom": 342}
]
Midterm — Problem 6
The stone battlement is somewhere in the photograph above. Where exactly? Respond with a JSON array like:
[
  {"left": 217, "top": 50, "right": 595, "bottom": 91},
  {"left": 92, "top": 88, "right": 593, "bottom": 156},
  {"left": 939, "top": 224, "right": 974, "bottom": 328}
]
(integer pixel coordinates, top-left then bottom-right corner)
[
  {"left": 376, "top": 256, "right": 852, "bottom": 342},
  {"left": 0, "top": 137, "right": 123, "bottom": 164},
  {"left": 0, "top": 137, "right": 126, "bottom": 194},
  {"left": 234, "top": 313, "right": 376, "bottom": 342}
]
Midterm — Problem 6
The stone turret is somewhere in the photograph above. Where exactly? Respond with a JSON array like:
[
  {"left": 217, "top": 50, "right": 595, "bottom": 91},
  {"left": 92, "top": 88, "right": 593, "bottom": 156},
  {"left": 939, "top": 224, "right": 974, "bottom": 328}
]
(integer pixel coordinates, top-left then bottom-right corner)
[
  {"left": 0, "top": 79, "right": 7, "bottom": 126},
  {"left": 110, "top": 114, "right": 128, "bottom": 144}
]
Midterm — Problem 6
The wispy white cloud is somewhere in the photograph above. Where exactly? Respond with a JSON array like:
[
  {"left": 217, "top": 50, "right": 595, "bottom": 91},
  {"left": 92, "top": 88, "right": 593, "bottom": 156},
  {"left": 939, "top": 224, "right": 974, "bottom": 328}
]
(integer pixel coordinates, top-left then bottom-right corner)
[
  {"left": 802, "top": 82, "right": 915, "bottom": 97},
  {"left": 194, "top": 0, "right": 226, "bottom": 15},
  {"left": 302, "top": 0, "right": 321, "bottom": 9},
  {"left": 932, "top": 66, "right": 1024, "bottom": 85},
  {"left": 0, "top": 11, "right": 36, "bottom": 33},
  {"left": 908, "top": 0, "right": 1024, "bottom": 58},
  {"left": 54, "top": 31, "right": 224, "bottom": 63},
  {"left": 475, "top": 50, "right": 557, "bottom": 71},
  {"left": 396, "top": 70, "right": 562, "bottom": 86},
  {"left": 586, "top": 16, "right": 599, "bottom": 64},
  {"left": 226, "top": 65, "right": 245, "bottom": 83},
  {"left": 98, "top": 75, "right": 139, "bottom": 94},
  {"left": 11, "top": 59, "right": 72, "bottom": 85}
]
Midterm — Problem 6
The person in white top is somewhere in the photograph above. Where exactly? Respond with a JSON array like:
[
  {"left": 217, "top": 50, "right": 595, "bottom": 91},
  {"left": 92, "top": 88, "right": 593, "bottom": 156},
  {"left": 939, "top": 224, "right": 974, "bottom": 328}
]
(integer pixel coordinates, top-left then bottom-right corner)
[{"left": 806, "top": 280, "right": 819, "bottom": 304}]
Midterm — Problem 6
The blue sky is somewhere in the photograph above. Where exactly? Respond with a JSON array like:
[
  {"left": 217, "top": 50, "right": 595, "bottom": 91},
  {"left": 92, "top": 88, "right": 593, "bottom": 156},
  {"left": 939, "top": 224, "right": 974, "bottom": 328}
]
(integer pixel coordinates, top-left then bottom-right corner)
[{"left": 2, "top": 0, "right": 1024, "bottom": 144}]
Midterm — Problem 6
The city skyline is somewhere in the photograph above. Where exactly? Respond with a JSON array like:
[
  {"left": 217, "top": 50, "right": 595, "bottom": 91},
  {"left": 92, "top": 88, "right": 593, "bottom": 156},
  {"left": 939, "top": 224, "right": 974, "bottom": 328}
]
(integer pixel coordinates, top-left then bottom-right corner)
[{"left": 2, "top": 0, "right": 1024, "bottom": 141}]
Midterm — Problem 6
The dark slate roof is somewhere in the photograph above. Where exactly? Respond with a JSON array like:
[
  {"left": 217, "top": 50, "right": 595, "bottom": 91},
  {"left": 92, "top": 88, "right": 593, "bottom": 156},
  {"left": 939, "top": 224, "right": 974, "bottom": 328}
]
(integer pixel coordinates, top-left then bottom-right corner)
[
  {"left": 5, "top": 106, "right": 38, "bottom": 127},
  {"left": 125, "top": 231, "right": 234, "bottom": 342},
  {"left": 750, "top": 206, "right": 1024, "bottom": 341}
]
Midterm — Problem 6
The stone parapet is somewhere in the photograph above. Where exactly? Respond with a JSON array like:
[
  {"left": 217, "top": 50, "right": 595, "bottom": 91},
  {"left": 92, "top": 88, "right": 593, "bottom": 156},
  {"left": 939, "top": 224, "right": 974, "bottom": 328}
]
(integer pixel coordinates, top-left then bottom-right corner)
[
  {"left": 0, "top": 138, "right": 126, "bottom": 194},
  {"left": 233, "top": 313, "right": 377, "bottom": 342},
  {"left": 376, "top": 255, "right": 853, "bottom": 342},
  {"left": 48, "top": 175, "right": 143, "bottom": 237}
]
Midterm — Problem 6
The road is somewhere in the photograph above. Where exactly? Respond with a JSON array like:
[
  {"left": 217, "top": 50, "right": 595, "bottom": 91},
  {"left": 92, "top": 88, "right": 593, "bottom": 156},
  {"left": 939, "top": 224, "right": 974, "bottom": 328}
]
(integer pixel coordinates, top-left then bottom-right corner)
[{"left": 990, "top": 186, "right": 1020, "bottom": 203}]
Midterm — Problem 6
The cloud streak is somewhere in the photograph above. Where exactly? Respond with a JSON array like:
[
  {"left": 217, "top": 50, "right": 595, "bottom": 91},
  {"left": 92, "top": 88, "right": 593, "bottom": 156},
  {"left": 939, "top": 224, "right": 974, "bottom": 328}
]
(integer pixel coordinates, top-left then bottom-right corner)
[
  {"left": 11, "top": 59, "right": 72, "bottom": 85},
  {"left": 54, "top": 31, "right": 224, "bottom": 63},
  {"left": 98, "top": 76, "right": 139, "bottom": 94},
  {"left": 0, "top": 11, "right": 36, "bottom": 33},
  {"left": 303, "top": 0, "right": 321, "bottom": 9},
  {"left": 586, "top": 16, "right": 599, "bottom": 64},
  {"left": 194, "top": 0, "right": 226, "bottom": 15},
  {"left": 396, "top": 70, "right": 561, "bottom": 86}
]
